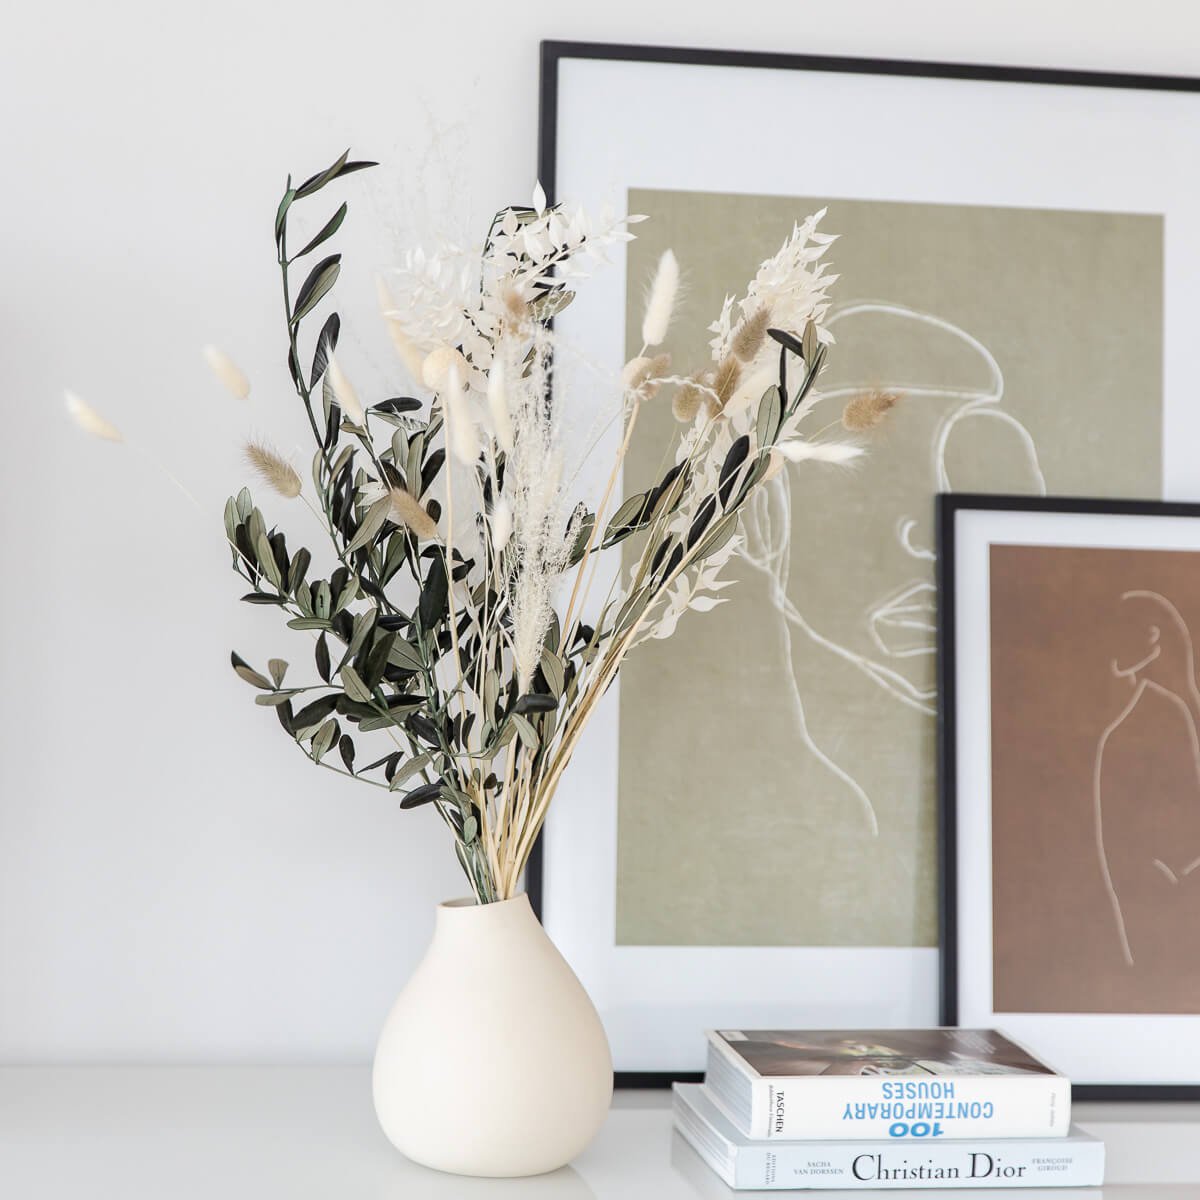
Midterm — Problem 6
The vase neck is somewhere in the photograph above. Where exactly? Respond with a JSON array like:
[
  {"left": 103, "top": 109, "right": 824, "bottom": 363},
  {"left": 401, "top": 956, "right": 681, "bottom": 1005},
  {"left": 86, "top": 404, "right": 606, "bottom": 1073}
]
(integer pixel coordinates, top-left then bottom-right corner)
[{"left": 433, "top": 892, "right": 534, "bottom": 945}]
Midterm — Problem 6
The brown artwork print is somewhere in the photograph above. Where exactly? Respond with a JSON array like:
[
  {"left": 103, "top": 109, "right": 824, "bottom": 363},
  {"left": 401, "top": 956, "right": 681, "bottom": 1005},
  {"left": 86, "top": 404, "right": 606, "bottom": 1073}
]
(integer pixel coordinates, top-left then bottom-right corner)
[{"left": 990, "top": 543, "right": 1200, "bottom": 1014}]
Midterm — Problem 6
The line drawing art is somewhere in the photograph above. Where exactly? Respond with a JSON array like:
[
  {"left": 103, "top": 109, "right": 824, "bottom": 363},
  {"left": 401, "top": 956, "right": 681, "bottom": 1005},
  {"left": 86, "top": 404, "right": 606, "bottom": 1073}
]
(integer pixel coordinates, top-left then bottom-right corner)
[
  {"left": 1094, "top": 588, "right": 1200, "bottom": 966},
  {"left": 740, "top": 300, "right": 1047, "bottom": 831}
]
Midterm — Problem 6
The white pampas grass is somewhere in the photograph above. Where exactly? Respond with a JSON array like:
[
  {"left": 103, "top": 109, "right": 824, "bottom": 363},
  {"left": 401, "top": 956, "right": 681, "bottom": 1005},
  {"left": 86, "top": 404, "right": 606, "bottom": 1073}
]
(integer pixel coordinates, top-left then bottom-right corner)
[
  {"left": 64, "top": 390, "right": 122, "bottom": 442},
  {"left": 775, "top": 439, "right": 863, "bottom": 465},
  {"left": 202, "top": 345, "right": 250, "bottom": 400},
  {"left": 245, "top": 441, "right": 302, "bottom": 498},
  {"left": 442, "top": 357, "right": 479, "bottom": 466},
  {"left": 641, "top": 249, "right": 679, "bottom": 348},
  {"left": 327, "top": 353, "right": 364, "bottom": 425},
  {"left": 387, "top": 486, "right": 439, "bottom": 540},
  {"left": 490, "top": 496, "right": 513, "bottom": 554},
  {"left": 486, "top": 353, "right": 514, "bottom": 453}
]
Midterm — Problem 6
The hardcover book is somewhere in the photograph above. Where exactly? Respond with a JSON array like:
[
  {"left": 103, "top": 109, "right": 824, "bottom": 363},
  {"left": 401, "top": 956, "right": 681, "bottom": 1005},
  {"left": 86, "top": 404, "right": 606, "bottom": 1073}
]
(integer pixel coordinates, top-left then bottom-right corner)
[
  {"left": 673, "top": 1084, "right": 1104, "bottom": 1190},
  {"left": 705, "top": 1029, "right": 1069, "bottom": 1140}
]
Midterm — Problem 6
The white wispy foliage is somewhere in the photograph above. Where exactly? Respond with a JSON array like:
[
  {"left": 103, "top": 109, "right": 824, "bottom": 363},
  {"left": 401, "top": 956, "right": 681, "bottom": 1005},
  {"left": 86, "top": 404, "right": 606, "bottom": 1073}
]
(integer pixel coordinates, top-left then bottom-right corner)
[
  {"left": 708, "top": 209, "right": 838, "bottom": 370},
  {"left": 214, "top": 157, "right": 888, "bottom": 906}
]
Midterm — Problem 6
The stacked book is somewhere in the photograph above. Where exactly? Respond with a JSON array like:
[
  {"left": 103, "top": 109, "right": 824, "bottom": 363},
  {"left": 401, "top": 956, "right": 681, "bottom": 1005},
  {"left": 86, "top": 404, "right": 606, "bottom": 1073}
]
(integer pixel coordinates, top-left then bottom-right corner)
[{"left": 673, "top": 1029, "right": 1104, "bottom": 1190}]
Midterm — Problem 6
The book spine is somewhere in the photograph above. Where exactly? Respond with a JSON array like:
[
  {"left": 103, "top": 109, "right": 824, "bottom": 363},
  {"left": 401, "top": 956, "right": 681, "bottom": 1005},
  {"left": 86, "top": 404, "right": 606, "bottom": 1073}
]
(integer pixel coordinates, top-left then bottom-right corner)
[
  {"left": 750, "top": 1075, "right": 1070, "bottom": 1141},
  {"left": 734, "top": 1138, "right": 1105, "bottom": 1190}
]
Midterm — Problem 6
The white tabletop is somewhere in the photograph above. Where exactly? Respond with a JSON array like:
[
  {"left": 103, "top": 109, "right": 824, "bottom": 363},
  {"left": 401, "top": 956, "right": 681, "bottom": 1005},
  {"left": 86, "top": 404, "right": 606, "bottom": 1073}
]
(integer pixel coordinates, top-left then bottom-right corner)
[{"left": 0, "top": 1068, "right": 1197, "bottom": 1197}]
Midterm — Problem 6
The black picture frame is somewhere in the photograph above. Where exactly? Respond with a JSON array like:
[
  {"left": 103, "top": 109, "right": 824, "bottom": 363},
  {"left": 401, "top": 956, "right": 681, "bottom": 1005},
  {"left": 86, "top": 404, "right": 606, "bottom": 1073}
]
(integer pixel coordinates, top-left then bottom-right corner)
[
  {"left": 535, "top": 40, "right": 1200, "bottom": 1090},
  {"left": 937, "top": 493, "right": 1200, "bottom": 1100}
]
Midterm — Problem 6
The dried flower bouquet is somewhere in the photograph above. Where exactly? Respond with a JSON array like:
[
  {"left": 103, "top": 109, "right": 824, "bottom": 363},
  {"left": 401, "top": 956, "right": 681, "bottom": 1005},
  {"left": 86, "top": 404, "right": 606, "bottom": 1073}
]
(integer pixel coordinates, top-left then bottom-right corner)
[{"left": 217, "top": 151, "right": 866, "bottom": 903}]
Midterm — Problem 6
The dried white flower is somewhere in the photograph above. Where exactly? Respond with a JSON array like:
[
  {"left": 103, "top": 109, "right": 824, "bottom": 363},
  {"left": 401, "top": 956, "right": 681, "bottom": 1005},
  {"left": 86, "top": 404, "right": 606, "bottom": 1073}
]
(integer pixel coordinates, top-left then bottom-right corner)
[
  {"left": 203, "top": 345, "right": 250, "bottom": 400},
  {"left": 64, "top": 390, "right": 122, "bottom": 442}
]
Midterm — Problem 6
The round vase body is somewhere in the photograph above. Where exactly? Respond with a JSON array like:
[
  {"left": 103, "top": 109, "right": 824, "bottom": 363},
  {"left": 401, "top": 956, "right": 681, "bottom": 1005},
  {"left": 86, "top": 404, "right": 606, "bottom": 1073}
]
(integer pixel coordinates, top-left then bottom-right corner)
[{"left": 372, "top": 893, "right": 613, "bottom": 1176}]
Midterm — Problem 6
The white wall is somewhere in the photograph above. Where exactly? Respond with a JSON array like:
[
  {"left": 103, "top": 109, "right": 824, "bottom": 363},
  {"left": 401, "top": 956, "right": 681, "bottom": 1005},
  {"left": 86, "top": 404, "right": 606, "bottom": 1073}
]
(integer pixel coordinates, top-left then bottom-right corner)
[{"left": 2, "top": 0, "right": 1197, "bottom": 1063}]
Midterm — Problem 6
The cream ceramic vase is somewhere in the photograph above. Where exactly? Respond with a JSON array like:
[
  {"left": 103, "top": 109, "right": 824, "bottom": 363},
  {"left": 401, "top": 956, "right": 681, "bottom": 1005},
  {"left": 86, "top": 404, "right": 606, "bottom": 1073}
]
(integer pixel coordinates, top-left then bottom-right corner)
[{"left": 372, "top": 893, "right": 613, "bottom": 1176}]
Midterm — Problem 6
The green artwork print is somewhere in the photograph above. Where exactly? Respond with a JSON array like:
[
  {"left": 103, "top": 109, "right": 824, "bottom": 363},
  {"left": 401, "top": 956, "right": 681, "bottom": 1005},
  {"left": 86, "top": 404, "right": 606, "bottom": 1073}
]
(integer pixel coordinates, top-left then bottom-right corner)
[{"left": 617, "top": 188, "right": 1163, "bottom": 947}]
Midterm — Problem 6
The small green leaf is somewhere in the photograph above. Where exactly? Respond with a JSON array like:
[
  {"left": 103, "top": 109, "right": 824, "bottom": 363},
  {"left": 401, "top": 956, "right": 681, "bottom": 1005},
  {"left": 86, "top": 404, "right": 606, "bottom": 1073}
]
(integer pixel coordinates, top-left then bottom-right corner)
[
  {"left": 293, "top": 149, "right": 377, "bottom": 199},
  {"left": 255, "top": 690, "right": 303, "bottom": 706},
  {"left": 288, "top": 547, "right": 312, "bottom": 593},
  {"left": 292, "top": 693, "right": 340, "bottom": 732},
  {"left": 223, "top": 497, "right": 238, "bottom": 543},
  {"left": 256, "top": 532, "right": 282, "bottom": 588},
  {"left": 418, "top": 555, "right": 448, "bottom": 630},
  {"left": 802, "top": 320, "right": 818, "bottom": 366},
  {"left": 338, "top": 734, "right": 355, "bottom": 773},
  {"left": 315, "top": 580, "right": 332, "bottom": 620},
  {"left": 511, "top": 713, "right": 539, "bottom": 749},
  {"left": 345, "top": 498, "right": 390, "bottom": 555},
  {"left": 295, "top": 581, "right": 314, "bottom": 617},
  {"left": 231, "top": 651, "right": 272, "bottom": 690},
  {"left": 294, "top": 202, "right": 347, "bottom": 260},
  {"left": 286, "top": 617, "right": 331, "bottom": 632},
  {"left": 274, "top": 186, "right": 296, "bottom": 244},
  {"left": 311, "top": 718, "right": 338, "bottom": 763},
  {"left": 340, "top": 665, "right": 373, "bottom": 703},
  {"left": 538, "top": 649, "right": 565, "bottom": 698},
  {"left": 289, "top": 254, "right": 341, "bottom": 326},
  {"left": 334, "top": 575, "right": 359, "bottom": 613},
  {"left": 315, "top": 634, "right": 331, "bottom": 683},
  {"left": 236, "top": 488, "right": 253, "bottom": 521},
  {"left": 756, "top": 385, "right": 782, "bottom": 448},
  {"left": 388, "top": 752, "right": 433, "bottom": 789},
  {"left": 346, "top": 607, "right": 378, "bottom": 660},
  {"left": 363, "top": 632, "right": 396, "bottom": 688},
  {"left": 514, "top": 693, "right": 558, "bottom": 715},
  {"left": 267, "top": 658, "right": 288, "bottom": 687},
  {"left": 399, "top": 780, "right": 443, "bottom": 809},
  {"left": 387, "top": 638, "right": 424, "bottom": 672}
]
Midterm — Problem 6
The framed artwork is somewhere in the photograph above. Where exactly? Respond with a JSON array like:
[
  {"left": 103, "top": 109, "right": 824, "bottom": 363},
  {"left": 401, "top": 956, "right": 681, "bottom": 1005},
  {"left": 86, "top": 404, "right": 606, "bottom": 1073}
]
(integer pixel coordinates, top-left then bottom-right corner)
[
  {"left": 939, "top": 494, "right": 1200, "bottom": 1097},
  {"left": 533, "top": 39, "right": 1200, "bottom": 1081}
]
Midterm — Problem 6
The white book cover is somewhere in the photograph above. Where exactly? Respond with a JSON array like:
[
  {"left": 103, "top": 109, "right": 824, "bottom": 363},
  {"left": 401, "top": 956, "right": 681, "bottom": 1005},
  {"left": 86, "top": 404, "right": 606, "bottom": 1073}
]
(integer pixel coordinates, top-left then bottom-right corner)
[
  {"left": 673, "top": 1084, "right": 1105, "bottom": 1191},
  {"left": 706, "top": 1028, "right": 1070, "bottom": 1140}
]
